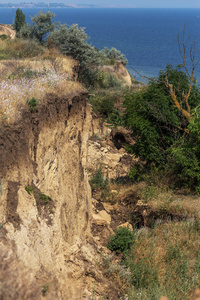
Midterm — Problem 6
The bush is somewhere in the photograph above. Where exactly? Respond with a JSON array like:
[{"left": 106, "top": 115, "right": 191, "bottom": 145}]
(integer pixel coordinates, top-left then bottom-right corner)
[
  {"left": 101, "top": 47, "right": 128, "bottom": 66},
  {"left": 97, "top": 72, "right": 122, "bottom": 89},
  {"left": 107, "top": 226, "right": 135, "bottom": 254},
  {"left": 168, "top": 105, "right": 200, "bottom": 192},
  {"left": 90, "top": 165, "right": 109, "bottom": 192},
  {"left": 0, "top": 34, "right": 8, "bottom": 40},
  {"left": 124, "top": 65, "right": 200, "bottom": 166},
  {"left": 27, "top": 97, "right": 38, "bottom": 112},
  {"left": 49, "top": 23, "right": 101, "bottom": 86},
  {"left": 89, "top": 91, "right": 115, "bottom": 117}
]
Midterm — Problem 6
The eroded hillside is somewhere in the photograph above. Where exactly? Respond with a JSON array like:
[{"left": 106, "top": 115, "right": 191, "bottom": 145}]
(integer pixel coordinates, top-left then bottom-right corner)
[{"left": 0, "top": 46, "right": 131, "bottom": 299}]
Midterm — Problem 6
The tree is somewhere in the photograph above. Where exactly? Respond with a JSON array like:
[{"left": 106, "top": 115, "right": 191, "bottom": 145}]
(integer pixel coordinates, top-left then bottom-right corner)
[
  {"left": 31, "top": 11, "right": 56, "bottom": 43},
  {"left": 14, "top": 8, "right": 25, "bottom": 34},
  {"left": 49, "top": 23, "right": 101, "bottom": 85},
  {"left": 124, "top": 25, "right": 200, "bottom": 191},
  {"left": 124, "top": 65, "right": 200, "bottom": 166},
  {"left": 49, "top": 23, "right": 101, "bottom": 67},
  {"left": 164, "top": 25, "right": 200, "bottom": 123},
  {"left": 20, "top": 11, "right": 56, "bottom": 43},
  {"left": 132, "top": 25, "right": 200, "bottom": 125}
]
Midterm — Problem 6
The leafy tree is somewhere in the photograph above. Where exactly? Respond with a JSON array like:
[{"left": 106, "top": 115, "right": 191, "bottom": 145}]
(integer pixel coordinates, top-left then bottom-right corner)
[
  {"left": 124, "top": 65, "right": 200, "bottom": 166},
  {"left": 20, "top": 11, "right": 56, "bottom": 43},
  {"left": 49, "top": 23, "right": 101, "bottom": 67},
  {"left": 49, "top": 23, "right": 101, "bottom": 85},
  {"left": 169, "top": 106, "right": 200, "bottom": 191},
  {"left": 14, "top": 8, "right": 26, "bottom": 33}
]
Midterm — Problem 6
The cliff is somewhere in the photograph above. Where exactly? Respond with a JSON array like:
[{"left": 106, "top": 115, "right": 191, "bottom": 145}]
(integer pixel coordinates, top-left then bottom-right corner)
[{"left": 0, "top": 91, "right": 101, "bottom": 299}]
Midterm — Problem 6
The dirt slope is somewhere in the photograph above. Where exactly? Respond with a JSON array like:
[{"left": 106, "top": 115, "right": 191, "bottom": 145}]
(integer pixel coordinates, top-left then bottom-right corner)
[{"left": 0, "top": 24, "right": 16, "bottom": 39}]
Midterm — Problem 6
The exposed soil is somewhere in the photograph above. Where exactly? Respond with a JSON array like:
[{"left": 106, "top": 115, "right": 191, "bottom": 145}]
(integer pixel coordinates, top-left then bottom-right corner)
[
  {"left": 25, "top": 184, "right": 55, "bottom": 225},
  {"left": 0, "top": 24, "right": 16, "bottom": 39},
  {"left": 6, "top": 181, "right": 21, "bottom": 229},
  {"left": 0, "top": 91, "right": 88, "bottom": 178}
]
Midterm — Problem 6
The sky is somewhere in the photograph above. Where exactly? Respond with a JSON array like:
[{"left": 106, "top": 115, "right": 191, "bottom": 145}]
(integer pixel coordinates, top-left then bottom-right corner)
[
  {"left": 74, "top": 0, "right": 200, "bottom": 8},
  {"left": 0, "top": 0, "right": 200, "bottom": 8}
]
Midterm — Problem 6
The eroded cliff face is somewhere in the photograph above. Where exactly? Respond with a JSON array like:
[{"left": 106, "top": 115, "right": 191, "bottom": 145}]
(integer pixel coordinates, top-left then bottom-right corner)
[{"left": 0, "top": 92, "right": 101, "bottom": 299}]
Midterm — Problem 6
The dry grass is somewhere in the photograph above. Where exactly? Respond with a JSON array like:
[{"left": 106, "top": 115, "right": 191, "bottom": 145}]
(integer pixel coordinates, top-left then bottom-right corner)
[
  {"left": 0, "top": 40, "right": 83, "bottom": 125},
  {"left": 101, "top": 182, "right": 200, "bottom": 299},
  {"left": 126, "top": 218, "right": 200, "bottom": 299}
]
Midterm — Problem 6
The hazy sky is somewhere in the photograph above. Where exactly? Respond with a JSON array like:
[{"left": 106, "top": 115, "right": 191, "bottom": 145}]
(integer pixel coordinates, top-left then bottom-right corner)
[
  {"left": 0, "top": 0, "right": 200, "bottom": 8},
  {"left": 74, "top": 0, "right": 200, "bottom": 8}
]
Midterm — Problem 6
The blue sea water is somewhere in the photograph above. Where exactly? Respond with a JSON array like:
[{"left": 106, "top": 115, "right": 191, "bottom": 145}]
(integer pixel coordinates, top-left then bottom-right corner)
[{"left": 1, "top": 8, "right": 200, "bottom": 82}]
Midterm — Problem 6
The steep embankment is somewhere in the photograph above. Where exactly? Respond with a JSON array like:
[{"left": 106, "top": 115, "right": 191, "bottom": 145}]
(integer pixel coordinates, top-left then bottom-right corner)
[{"left": 0, "top": 91, "right": 99, "bottom": 299}]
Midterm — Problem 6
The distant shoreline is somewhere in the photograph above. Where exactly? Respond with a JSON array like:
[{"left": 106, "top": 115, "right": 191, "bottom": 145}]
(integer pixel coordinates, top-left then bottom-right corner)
[
  {"left": 0, "top": 5, "right": 199, "bottom": 9},
  {"left": 0, "top": 3, "right": 137, "bottom": 9}
]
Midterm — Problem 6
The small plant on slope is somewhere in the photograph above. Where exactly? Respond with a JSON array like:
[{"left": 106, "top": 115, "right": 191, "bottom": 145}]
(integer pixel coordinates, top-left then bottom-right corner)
[{"left": 107, "top": 226, "right": 135, "bottom": 254}]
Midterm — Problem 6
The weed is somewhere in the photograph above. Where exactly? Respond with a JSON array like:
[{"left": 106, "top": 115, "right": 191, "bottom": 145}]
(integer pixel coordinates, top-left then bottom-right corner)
[
  {"left": 90, "top": 165, "right": 109, "bottom": 192},
  {"left": 25, "top": 186, "right": 34, "bottom": 195},
  {"left": 27, "top": 97, "right": 38, "bottom": 112},
  {"left": 90, "top": 134, "right": 102, "bottom": 141},
  {"left": 40, "top": 193, "right": 52, "bottom": 204},
  {"left": 48, "top": 207, "right": 53, "bottom": 214},
  {"left": 42, "top": 283, "right": 49, "bottom": 296},
  {"left": 92, "top": 284, "right": 96, "bottom": 300},
  {"left": 138, "top": 183, "right": 159, "bottom": 203}
]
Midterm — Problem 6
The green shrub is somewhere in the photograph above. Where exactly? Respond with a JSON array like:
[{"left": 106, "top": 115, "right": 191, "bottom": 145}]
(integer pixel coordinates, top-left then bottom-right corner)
[
  {"left": 107, "top": 226, "right": 135, "bottom": 254},
  {"left": 25, "top": 186, "right": 34, "bottom": 195},
  {"left": 107, "top": 109, "right": 125, "bottom": 127},
  {"left": 168, "top": 105, "right": 200, "bottom": 192},
  {"left": 0, "top": 34, "right": 8, "bottom": 40},
  {"left": 27, "top": 97, "right": 38, "bottom": 112},
  {"left": 90, "top": 165, "right": 109, "bottom": 192},
  {"left": 97, "top": 71, "right": 122, "bottom": 89},
  {"left": 101, "top": 47, "right": 128, "bottom": 66},
  {"left": 40, "top": 193, "right": 52, "bottom": 204},
  {"left": 49, "top": 23, "right": 101, "bottom": 86},
  {"left": 89, "top": 91, "right": 115, "bottom": 117},
  {"left": 124, "top": 65, "right": 200, "bottom": 177},
  {"left": 42, "top": 283, "right": 49, "bottom": 296}
]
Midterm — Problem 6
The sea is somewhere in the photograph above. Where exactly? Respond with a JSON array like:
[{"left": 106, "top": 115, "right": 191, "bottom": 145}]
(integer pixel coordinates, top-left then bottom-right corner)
[{"left": 1, "top": 7, "right": 200, "bottom": 83}]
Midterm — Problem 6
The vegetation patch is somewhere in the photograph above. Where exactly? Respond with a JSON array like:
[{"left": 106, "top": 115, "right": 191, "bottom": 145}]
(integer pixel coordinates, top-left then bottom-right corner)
[
  {"left": 42, "top": 283, "right": 49, "bottom": 296},
  {"left": 90, "top": 165, "right": 109, "bottom": 192},
  {"left": 25, "top": 185, "right": 34, "bottom": 195},
  {"left": 107, "top": 226, "right": 135, "bottom": 254},
  {"left": 27, "top": 97, "right": 38, "bottom": 112},
  {"left": 39, "top": 193, "right": 53, "bottom": 204},
  {"left": 24, "top": 185, "right": 54, "bottom": 224}
]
